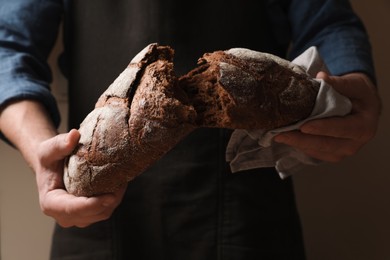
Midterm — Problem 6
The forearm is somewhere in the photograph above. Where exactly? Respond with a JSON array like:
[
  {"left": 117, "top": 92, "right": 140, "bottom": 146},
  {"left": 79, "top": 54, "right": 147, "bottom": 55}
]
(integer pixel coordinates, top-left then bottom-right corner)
[
  {"left": 0, "top": 0, "right": 64, "bottom": 146},
  {"left": 0, "top": 100, "right": 58, "bottom": 172}
]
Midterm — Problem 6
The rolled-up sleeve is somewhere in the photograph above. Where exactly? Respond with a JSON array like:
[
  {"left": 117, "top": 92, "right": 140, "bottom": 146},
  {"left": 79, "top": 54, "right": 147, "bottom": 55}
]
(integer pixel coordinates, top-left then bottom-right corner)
[
  {"left": 288, "top": 0, "right": 376, "bottom": 83},
  {"left": 0, "top": 0, "right": 64, "bottom": 131}
]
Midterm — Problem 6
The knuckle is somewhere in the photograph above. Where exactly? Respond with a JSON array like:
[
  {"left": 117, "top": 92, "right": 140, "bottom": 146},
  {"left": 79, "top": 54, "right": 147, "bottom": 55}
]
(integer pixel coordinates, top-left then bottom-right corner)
[
  {"left": 57, "top": 220, "right": 73, "bottom": 228},
  {"left": 39, "top": 202, "right": 48, "bottom": 214},
  {"left": 63, "top": 206, "right": 72, "bottom": 216},
  {"left": 331, "top": 155, "right": 345, "bottom": 163},
  {"left": 363, "top": 129, "right": 376, "bottom": 142},
  {"left": 64, "top": 204, "right": 78, "bottom": 217},
  {"left": 39, "top": 200, "right": 52, "bottom": 217},
  {"left": 342, "top": 146, "right": 359, "bottom": 157},
  {"left": 76, "top": 223, "right": 91, "bottom": 228},
  {"left": 100, "top": 211, "right": 113, "bottom": 221},
  {"left": 41, "top": 207, "right": 50, "bottom": 216},
  {"left": 333, "top": 144, "right": 358, "bottom": 160},
  {"left": 324, "top": 154, "right": 344, "bottom": 163}
]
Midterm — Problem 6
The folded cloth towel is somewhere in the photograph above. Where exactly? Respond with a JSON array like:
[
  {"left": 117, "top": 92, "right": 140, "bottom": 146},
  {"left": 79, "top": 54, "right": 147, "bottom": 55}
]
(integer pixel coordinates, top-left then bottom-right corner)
[{"left": 226, "top": 46, "right": 352, "bottom": 178}]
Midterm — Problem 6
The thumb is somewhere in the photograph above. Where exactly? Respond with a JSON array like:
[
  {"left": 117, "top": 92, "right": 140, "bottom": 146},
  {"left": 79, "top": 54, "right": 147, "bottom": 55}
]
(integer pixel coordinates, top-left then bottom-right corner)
[
  {"left": 316, "top": 71, "right": 342, "bottom": 91},
  {"left": 316, "top": 71, "right": 368, "bottom": 100},
  {"left": 316, "top": 71, "right": 331, "bottom": 81},
  {"left": 316, "top": 71, "right": 341, "bottom": 91},
  {"left": 39, "top": 129, "right": 80, "bottom": 162}
]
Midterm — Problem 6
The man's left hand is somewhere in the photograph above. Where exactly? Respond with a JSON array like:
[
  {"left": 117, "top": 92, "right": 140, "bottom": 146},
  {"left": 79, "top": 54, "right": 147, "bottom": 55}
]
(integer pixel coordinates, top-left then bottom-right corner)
[{"left": 274, "top": 72, "right": 381, "bottom": 162}]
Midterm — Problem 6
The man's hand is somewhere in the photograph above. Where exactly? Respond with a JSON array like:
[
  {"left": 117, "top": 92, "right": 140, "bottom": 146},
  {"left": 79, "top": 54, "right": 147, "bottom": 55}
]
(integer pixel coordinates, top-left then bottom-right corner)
[
  {"left": 275, "top": 72, "right": 381, "bottom": 162},
  {"left": 0, "top": 100, "right": 126, "bottom": 228},
  {"left": 35, "top": 129, "right": 127, "bottom": 228}
]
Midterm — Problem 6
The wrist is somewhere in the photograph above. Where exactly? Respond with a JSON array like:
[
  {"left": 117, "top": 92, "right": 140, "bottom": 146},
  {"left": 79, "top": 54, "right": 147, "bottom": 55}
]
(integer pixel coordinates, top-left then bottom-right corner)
[{"left": 0, "top": 100, "right": 58, "bottom": 170}]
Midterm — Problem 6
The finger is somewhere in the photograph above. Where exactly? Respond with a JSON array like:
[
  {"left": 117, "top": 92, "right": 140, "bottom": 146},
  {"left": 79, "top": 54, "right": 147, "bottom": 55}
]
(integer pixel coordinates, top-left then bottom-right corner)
[
  {"left": 317, "top": 71, "right": 358, "bottom": 101},
  {"left": 55, "top": 129, "right": 80, "bottom": 158},
  {"left": 71, "top": 189, "right": 127, "bottom": 226},
  {"left": 52, "top": 190, "right": 117, "bottom": 216},
  {"left": 39, "top": 129, "right": 80, "bottom": 161},
  {"left": 107, "top": 184, "right": 128, "bottom": 208},
  {"left": 317, "top": 71, "right": 370, "bottom": 101},
  {"left": 316, "top": 71, "right": 330, "bottom": 81},
  {"left": 300, "top": 115, "right": 365, "bottom": 140},
  {"left": 42, "top": 185, "right": 127, "bottom": 222},
  {"left": 69, "top": 205, "right": 114, "bottom": 228},
  {"left": 274, "top": 131, "right": 360, "bottom": 160},
  {"left": 41, "top": 190, "right": 116, "bottom": 225},
  {"left": 66, "top": 129, "right": 81, "bottom": 150},
  {"left": 297, "top": 147, "right": 345, "bottom": 163},
  {"left": 59, "top": 210, "right": 112, "bottom": 228}
]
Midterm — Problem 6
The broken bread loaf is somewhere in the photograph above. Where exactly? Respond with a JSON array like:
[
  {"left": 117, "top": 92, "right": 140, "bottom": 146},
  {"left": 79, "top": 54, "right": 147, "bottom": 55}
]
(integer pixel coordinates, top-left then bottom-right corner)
[
  {"left": 64, "top": 43, "right": 319, "bottom": 197},
  {"left": 63, "top": 44, "right": 197, "bottom": 196},
  {"left": 179, "top": 48, "right": 319, "bottom": 130}
]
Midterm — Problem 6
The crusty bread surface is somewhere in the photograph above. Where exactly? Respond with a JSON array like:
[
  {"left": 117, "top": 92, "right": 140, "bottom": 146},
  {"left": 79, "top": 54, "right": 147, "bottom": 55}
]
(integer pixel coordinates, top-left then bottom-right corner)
[{"left": 64, "top": 43, "right": 319, "bottom": 197}]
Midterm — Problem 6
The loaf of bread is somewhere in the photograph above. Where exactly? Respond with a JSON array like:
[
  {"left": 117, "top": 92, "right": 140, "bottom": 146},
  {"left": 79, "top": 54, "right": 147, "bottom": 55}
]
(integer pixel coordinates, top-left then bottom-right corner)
[
  {"left": 179, "top": 48, "right": 319, "bottom": 130},
  {"left": 64, "top": 43, "right": 319, "bottom": 197}
]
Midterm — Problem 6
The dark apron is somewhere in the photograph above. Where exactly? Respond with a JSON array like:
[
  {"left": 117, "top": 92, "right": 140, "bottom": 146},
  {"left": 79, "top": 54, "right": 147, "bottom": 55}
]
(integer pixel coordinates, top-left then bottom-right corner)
[{"left": 51, "top": 0, "right": 305, "bottom": 259}]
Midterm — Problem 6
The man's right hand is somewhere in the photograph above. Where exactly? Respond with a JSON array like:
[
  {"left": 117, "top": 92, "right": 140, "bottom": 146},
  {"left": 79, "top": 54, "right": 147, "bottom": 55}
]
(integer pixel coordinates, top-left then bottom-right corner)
[
  {"left": 36, "top": 129, "right": 127, "bottom": 228},
  {"left": 0, "top": 100, "right": 126, "bottom": 227}
]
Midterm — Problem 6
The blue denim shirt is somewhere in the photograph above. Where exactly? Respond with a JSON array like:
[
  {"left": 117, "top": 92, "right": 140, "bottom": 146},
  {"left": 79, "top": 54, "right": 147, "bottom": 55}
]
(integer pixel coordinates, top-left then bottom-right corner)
[{"left": 0, "top": 0, "right": 375, "bottom": 136}]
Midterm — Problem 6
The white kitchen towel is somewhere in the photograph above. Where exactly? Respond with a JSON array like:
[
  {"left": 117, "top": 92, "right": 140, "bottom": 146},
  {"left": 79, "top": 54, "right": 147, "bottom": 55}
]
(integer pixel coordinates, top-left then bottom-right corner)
[{"left": 226, "top": 46, "right": 352, "bottom": 178}]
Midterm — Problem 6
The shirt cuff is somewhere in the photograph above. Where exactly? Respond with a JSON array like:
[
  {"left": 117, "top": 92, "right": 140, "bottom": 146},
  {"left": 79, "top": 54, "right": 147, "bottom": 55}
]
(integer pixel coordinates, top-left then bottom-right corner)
[{"left": 0, "top": 78, "right": 61, "bottom": 146}]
